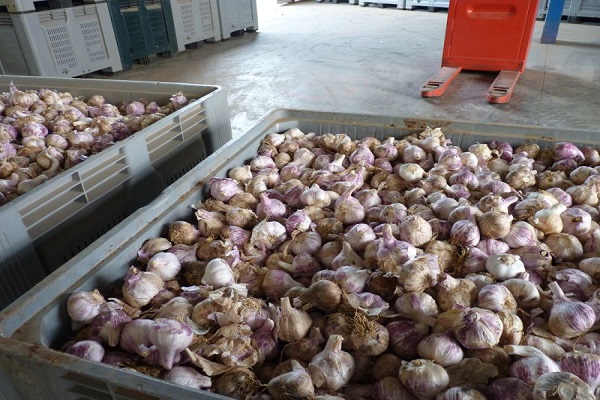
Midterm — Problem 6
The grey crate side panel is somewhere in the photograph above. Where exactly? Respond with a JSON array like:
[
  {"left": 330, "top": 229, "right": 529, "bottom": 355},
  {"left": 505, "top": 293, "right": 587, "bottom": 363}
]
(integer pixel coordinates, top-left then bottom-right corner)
[
  {"left": 198, "top": 0, "right": 220, "bottom": 41},
  {"left": 569, "top": 0, "right": 600, "bottom": 17},
  {"left": 217, "top": 0, "right": 257, "bottom": 39},
  {"left": 171, "top": 0, "right": 205, "bottom": 51},
  {"left": 4, "top": 5, "right": 122, "bottom": 77}
]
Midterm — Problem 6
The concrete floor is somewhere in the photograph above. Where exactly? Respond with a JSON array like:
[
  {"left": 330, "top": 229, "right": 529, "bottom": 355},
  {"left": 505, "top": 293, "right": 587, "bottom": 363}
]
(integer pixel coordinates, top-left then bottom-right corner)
[{"left": 106, "top": 1, "right": 600, "bottom": 138}]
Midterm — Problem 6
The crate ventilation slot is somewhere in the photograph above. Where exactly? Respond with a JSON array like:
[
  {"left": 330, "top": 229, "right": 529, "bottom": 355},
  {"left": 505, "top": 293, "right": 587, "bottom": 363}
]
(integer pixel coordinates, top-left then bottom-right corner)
[
  {"left": 198, "top": 0, "right": 213, "bottom": 31},
  {"left": 80, "top": 20, "right": 109, "bottom": 63},
  {"left": 180, "top": 2, "right": 195, "bottom": 36},
  {"left": 45, "top": 25, "right": 78, "bottom": 69}
]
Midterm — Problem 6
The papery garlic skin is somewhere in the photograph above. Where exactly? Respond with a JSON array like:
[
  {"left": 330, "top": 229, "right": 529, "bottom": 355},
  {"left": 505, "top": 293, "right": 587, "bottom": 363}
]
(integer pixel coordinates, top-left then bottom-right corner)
[{"left": 532, "top": 371, "right": 595, "bottom": 400}]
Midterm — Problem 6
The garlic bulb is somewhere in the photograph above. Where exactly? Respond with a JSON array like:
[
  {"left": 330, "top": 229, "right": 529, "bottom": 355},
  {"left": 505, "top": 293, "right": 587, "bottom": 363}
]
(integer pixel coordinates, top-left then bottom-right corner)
[
  {"left": 66, "top": 340, "right": 105, "bottom": 362},
  {"left": 560, "top": 352, "right": 600, "bottom": 391},
  {"left": 146, "top": 252, "right": 181, "bottom": 281},
  {"left": 478, "top": 210, "right": 513, "bottom": 239},
  {"left": 148, "top": 318, "right": 193, "bottom": 370},
  {"left": 308, "top": 334, "right": 355, "bottom": 391},
  {"left": 437, "top": 387, "right": 487, "bottom": 400},
  {"left": 450, "top": 219, "right": 480, "bottom": 247},
  {"left": 544, "top": 233, "right": 583, "bottom": 262},
  {"left": 486, "top": 377, "right": 533, "bottom": 400},
  {"left": 547, "top": 281, "right": 595, "bottom": 339},
  {"left": 501, "top": 278, "right": 541, "bottom": 309},
  {"left": 497, "top": 311, "right": 524, "bottom": 345},
  {"left": 201, "top": 258, "right": 235, "bottom": 288},
  {"left": 122, "top": 267, "right": 164, "bottom": 308},
  {"left": 395, "top": 292, "right": 439, "bottom": 326},
  {"left": 452, "top": 307, "right": 503, "bottom": 350},
  {"left": 387, "top": 320, "right": 430, "bottom": 360},
  {"left": 397, "top": 163, "right": 426, "bottom": 183},
  {"left": 505, "top": 345, "right": 561, "bottom": 386},
  {"left": 476, "top": 284, "right": 518, "bottom": 314},
  {"left": 399, "top": 359, "right": 449, "bottom": 399},
  {"left": 250, "top": 219, "right": 287, "bottom": 250},
  {"left": 532, "top": 371, "right": 595, "bottom": 400},
  {"left": 277, "top": 297, "right": 312, "bottom": 342},
  {"left": 67, "top": 289, "right": 106, "bottom": 324},
  {"left": 435, "top": 274, "right": 478, "bottom": 312},
  {"left": 485, "top": 253, "right": 525, "bottom": 281},
  {"left": 349, "top": 313, "right": 389, "bottom": 356},
  {"left": 399, "top": 214, "right": 433, "bottom": 247},
  {"left": 530, "top": 203, "right": 566, "bottom": 235},
  {"left": 267, "top": 359, "right": 315, "bottom": 399},
  {"left": 416, "top": 330, "right": 464, "bottom": 367}
]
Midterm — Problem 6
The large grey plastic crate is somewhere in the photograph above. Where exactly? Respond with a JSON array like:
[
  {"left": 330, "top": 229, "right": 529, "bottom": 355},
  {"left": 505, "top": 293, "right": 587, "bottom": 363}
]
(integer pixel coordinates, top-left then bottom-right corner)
[
  {"left": 198, "top": 0, "right": 221, "bottom": 41},
  {"left": 170, "top": 0, "right": 221, "bottom": 50},
  {"left": 0, "top": 75, "right": 231, "bottom": 310},
  {"left": 216, "top": 0, "right": 258, "bottom": 40},
  {"left": 566, "top": 0, "right": 600, "bottom": 18},
  {"left": 0, "top": 3, "right": 123, "bottom": 77},
  {"left": 0, "top": 109, "right": 599, "bottom": 400}
]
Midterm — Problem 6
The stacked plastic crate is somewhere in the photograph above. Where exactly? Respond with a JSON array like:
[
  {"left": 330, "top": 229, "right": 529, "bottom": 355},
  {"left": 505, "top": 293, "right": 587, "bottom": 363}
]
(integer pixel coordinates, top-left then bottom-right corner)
[
  {"left": 106, "top": 0, "right": 179, "bottom": 69},
  {"left": 0, "top": 75, "right": 231, "bottom": 310},
  {"left": 216, "top": 0, "right": 258, "bottom": 40},
  {"left": 359, "top": 0, "right": 406, "bottom": 8},
  {"left": 168, "top": 0, "right": 220, "bottom": 51},
  {"left": 0, "top": 0, "right": 122, "bottom": 76}
]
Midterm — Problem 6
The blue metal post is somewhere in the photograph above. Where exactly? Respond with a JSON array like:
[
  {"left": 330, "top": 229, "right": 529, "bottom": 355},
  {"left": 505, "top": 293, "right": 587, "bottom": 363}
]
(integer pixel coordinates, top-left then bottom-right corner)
[{"left": 541, "top": 0, "right": 566, "bottom": 44}]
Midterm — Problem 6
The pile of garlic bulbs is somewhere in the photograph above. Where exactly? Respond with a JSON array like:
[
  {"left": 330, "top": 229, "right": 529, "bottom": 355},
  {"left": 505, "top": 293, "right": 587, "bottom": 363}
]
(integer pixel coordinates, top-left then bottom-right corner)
[
  {"left": 65, "top": 126, "right": 600, "bottom": 399},
  {"left": 0, "top": 82, "right": 190, "bottom": 205}
]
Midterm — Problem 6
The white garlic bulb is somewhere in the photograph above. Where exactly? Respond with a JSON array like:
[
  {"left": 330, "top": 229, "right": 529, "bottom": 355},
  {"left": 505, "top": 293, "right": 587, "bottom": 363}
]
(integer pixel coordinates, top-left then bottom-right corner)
[{"left": 485, "top": 253, "right": 525, "bottom": 281}]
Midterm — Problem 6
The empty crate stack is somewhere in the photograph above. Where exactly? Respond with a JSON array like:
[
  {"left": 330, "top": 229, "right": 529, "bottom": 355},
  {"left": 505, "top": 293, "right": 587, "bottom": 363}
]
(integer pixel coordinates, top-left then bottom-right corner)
[
  {"left": 0, "top": 0, "right": 122, "bottom": 76},
  {"left": 106, "top": 0, "right": 179, "bottom": 69}
]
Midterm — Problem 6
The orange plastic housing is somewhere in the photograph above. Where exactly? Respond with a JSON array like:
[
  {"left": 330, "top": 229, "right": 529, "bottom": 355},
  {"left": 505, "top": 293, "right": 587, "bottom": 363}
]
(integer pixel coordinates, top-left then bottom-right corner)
[{"left": 441, "top": 0, "right": 540, "bottom": 73}]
